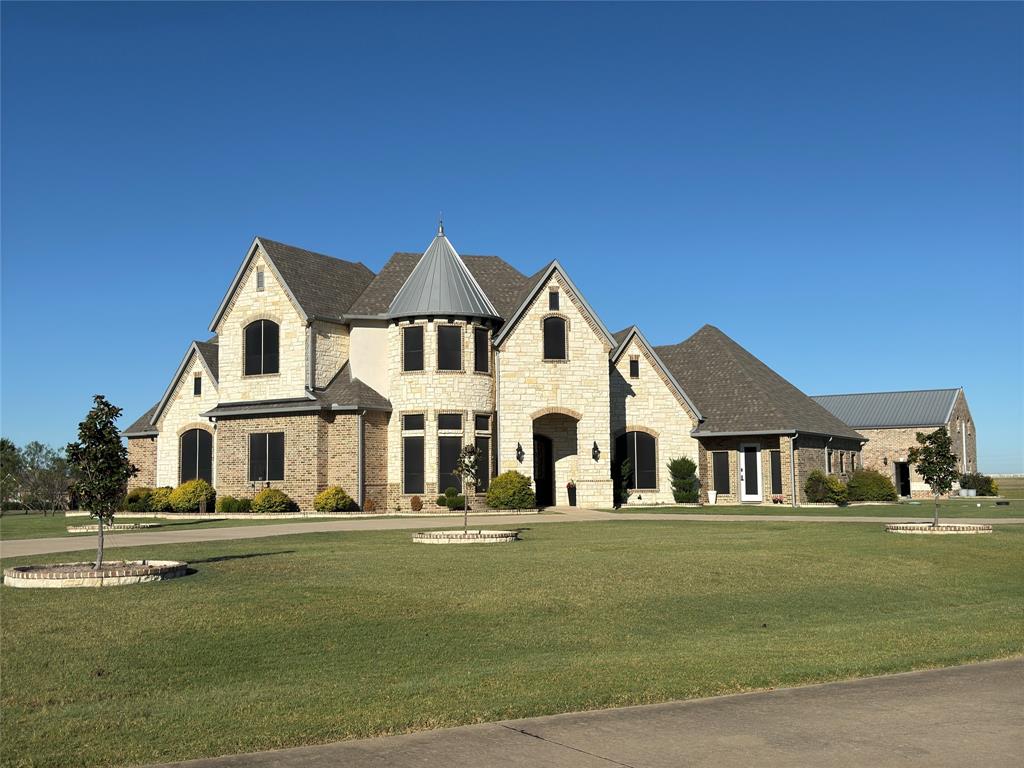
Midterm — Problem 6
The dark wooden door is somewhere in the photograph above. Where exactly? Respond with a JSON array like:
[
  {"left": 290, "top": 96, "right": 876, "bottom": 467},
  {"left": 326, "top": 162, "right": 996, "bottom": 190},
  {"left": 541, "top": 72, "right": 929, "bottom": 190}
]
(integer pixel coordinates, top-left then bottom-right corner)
[
  {"left": 895, "top": 462, "right": 912, "bottom": 497},
  {"left": 533, "top": 434, "right": 554, "bottom": 507}
]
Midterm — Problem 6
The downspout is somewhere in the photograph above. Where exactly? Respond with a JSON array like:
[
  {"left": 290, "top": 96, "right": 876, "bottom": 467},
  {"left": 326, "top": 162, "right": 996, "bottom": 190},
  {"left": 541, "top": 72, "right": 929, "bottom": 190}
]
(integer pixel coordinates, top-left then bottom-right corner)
[
  {"left": 961, "top": 421, "right": 967, "bottom": 473},
  {"left": 357, "top": 409, "right": 365, "bottom": 510},
  {"left": 790, "top": 432, "right": 798, "bottom": 508},
  {"left": 494, "top": 347, "right": 501, "bottom": 475}
]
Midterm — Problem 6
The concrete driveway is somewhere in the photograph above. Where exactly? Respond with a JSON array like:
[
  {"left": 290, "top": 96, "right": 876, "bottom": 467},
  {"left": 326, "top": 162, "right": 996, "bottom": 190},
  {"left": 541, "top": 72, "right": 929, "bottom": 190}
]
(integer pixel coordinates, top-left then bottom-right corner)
[{"left": 155, "top": 658, "right": 1023, "bottom": 767}]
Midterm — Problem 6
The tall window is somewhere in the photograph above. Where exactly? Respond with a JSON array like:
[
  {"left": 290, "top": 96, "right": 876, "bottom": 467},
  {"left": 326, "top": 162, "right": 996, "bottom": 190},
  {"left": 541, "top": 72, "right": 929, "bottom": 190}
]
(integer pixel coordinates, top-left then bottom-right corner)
[
  {"left": 826, "top": 449, "right": 833, "bottom": 474},
  {"left": 437, "top": 325, "right": 462, "bottom": 371},
  {"left": 256, "top": 269, "right": 265, "bottom": 292},
  {"left": 244, "top": 320, "right": 279, "bottom": 376},
  {"left": 438, "top": 413, "right": 462, "bottom": 431},
  {"left": 193, "top": 375, "right": 202, "bottom": 396},
  {"left": 543, "top": 317, "right": 566, "bottom": 360},
  {"left": 403, "top": 325, "right": 424, "bottom": 372},
  {"left": 179, "top": 429, "right": 213, "bottom": 484},
  {"left": 438, "top": 436, "right": 462, "bottom": 493},
  {"left": 474, "top": 327, "right": 489, "bottom": 373},
  {"left": 712, "top": 451, "right": 730, "bottom": 494},
  {"left": 629, "top": 357, "right": 640, "bottom": 379},
  {"left": 249, "top": 432, "right": 284, "bottom": 481},
  {"left": 548, "top": 289, "right": 559, "bottom": 310},
  {"left": 615, "top": 431, "right": 657, "bottom": 490},
  {"left": 770, "top": 450, "right": 782, "bottom": 495},
  {"left": 475, "top": 414, "right": 492, "bottom": 492}
]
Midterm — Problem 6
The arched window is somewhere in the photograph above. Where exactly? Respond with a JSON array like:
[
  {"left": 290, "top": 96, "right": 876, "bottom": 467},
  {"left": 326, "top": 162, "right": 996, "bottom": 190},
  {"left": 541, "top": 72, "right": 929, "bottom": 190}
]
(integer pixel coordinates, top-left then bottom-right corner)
[
  {"left": 180, "top": 429, "right": 213, "bottom": 484},
  {"left": 543, "top": 316, "right": 566, "bottom": 360},
  {"left": 244, "top": 320, "right": 279, "bottom": 375},
  {"left": 615, "top": 431, "right": 657, "bottom": 490}
]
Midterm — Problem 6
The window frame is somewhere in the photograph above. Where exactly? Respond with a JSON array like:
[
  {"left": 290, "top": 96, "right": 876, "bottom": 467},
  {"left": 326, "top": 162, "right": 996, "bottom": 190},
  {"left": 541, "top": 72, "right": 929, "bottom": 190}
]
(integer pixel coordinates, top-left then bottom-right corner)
[
  {"left": 542, "top": 316, "right": 568, "bottom": 361},
  {"left": 402, "top": 435, "right": 425, "bottom": 494},
  {"left": 616, "top": 430, "right": 658, "bottom": 491},
  {"left": 437, "top": 412, "right": 463, "bottom": 431},
  {"left": 437, "top": 324, "right": 463, "bottom": 371},
  {"left": 402, "top": 324, "right": 425, "bottom": 372},
  {"left": 473, "top": 326, "right": 489, "bottom": 373},
  {"left": 712, "top": 450, "right": 731, "bottom": 494},
  {"left": 628, "top": 356, "right": 640, "bottom": 379},
  {"left": 248, "top": 431, "right": 285, "bottom": 482},
  {"left": 243, "top": 319, "right": 280, "bottom": 376},
  {"left": 769, "top": 449, "right": 783, "bottom": 495},
  {"left": 548, "top": 289, "right": 559, "bottom": 311},
  {"left": 438, "top": 435, "right": 463, "bottom": 494},
  {"left": 402, "top": 413, "right": 425, "bottom": 431},
  {"left": 256, "top": 269, "right": 265, "bottom": 292},
  {"left": 179, "top": 428, "right": 213, "bottom": 485},
  {"left": 193, "top": 374, "right": 202, "bottom": 396}
]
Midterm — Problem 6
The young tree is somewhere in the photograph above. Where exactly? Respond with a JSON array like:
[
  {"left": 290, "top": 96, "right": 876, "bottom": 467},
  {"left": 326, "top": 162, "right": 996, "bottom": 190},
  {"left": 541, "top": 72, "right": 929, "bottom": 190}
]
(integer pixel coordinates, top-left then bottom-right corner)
[
  {"left": 65, "top": 396, "right": 137, "bottom": 567},
  {"left": 908, "top": 427, "right": 960, "bottom": 527},
  {"left": 20, "top": 442, "right": 73, "bottom": 516},
  {"left": 0, "top": 438, "right": 24, "bottom": 515},
  {"left": 667, "top": 457, "right": 699, "bottom": 503},
  {"left": 452, "top": 444, "right": 479, "bottom": 532}
]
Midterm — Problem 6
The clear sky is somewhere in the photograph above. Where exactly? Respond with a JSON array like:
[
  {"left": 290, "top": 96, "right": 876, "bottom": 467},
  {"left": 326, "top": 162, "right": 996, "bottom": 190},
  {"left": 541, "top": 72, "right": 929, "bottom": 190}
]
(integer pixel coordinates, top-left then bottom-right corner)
[{"left": 2, "top": 2, "right": 1022, "bottom": 471}]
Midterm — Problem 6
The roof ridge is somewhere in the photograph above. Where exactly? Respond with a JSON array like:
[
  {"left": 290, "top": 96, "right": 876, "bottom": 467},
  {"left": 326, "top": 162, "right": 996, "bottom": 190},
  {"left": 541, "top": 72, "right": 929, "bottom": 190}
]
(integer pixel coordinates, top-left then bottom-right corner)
[
  {"left": 257, "top": 236, "right": 373, "bottom": 272},
  {"left": 813, "top": 387, "right": 960, "bottom": 398}
]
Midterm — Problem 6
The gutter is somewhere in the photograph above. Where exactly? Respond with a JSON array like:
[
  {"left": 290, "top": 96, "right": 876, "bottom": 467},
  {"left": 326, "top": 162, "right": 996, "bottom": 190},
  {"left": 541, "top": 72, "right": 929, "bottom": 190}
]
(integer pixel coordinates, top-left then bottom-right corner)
[
  {"left": 790, "top": 432, "right": 799, "bottom": 508},
  {"left": 357, "top": 410, "right": 365, "bottom": 509},
  {"left": 494, "top": 348, "right": 501, "bottom": 475}
]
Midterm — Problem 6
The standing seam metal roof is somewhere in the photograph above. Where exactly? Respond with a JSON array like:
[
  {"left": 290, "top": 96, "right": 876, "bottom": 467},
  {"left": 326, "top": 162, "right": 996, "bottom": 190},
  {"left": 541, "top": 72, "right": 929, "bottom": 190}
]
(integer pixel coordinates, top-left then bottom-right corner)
[{"left": 811, "top": 389, "right": 960, "bottom": 428}]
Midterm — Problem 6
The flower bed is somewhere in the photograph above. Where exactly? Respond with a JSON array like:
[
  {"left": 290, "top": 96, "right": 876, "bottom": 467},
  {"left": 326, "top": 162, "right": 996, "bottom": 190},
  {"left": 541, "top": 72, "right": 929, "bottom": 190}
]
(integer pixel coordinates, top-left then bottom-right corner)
[{"left": 3, "top": 560, "right": 188, "bottom": 588}]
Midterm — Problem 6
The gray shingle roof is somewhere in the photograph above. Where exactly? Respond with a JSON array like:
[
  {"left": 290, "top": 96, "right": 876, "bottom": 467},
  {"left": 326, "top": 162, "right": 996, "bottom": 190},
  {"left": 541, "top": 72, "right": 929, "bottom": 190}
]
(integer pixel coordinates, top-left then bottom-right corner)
[
  {"left": 123, "top": 403, "right": 159, "bottom": 437},
  {"left": 812, "top": 389, "right": 960, "bottom": 429},
  {"left": 655, "top": 325, "right": 863, "bottom": 439},
  {"left": 258, "top": 237, "right": 375, "bottom": 322},
  {"left": 194, "top": 340, "right": 219, "bottom": 382},
  {"left": 314, "top": 362, "right": 391, "bottom": 411}
]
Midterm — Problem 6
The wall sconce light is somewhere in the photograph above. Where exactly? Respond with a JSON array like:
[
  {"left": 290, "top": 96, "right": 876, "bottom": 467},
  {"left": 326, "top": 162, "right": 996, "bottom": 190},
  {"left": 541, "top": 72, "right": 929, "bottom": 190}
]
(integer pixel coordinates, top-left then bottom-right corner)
[
  {"left": 516, "top": 442, "right": 525, "bottom": 463},
  {"left": 592, "top": 441, "right": 601, "bottom": 461},
  {"left": 883, "top": 457, "right": 888, "bottom": 466}
]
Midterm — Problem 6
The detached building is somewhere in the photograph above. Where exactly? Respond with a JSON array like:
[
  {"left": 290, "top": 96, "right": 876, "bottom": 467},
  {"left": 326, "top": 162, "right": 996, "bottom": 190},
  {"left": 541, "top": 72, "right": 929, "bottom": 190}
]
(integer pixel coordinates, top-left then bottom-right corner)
[{"left": 812, "top": 388, "right": 976, "bottom": 498}]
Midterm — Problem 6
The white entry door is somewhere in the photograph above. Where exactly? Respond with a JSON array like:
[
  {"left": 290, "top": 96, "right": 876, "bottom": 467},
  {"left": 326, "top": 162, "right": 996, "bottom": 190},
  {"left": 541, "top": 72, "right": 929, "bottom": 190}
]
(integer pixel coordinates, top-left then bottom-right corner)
[{"left": 739, "top": 445, "right": 762, "bottom": 502}]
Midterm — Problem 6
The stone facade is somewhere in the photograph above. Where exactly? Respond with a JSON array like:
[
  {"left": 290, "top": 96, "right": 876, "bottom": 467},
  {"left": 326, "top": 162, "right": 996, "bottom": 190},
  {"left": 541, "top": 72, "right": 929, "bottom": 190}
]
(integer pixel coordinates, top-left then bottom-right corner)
[
  {"left": 154, "top": 352, "right": 219, "bottom": 487},
  {"left": 313, "top": 319, "right": 349, "bottom": 388},
  {"left": 127, "top": 437, "right": 156, "bottom": 490}
]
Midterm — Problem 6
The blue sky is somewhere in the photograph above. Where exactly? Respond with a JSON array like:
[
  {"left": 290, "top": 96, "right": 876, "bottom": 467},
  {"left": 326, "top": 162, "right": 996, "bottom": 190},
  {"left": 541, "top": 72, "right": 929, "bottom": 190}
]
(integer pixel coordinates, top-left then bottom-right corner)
[{"left": 2, "top": 2, "right": 1021, "bottom": 471}]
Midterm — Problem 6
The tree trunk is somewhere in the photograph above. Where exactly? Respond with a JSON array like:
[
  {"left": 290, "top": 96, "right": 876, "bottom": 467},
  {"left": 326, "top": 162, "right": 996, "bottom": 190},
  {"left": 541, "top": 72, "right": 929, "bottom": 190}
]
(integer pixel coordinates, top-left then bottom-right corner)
[
  {"left": 95, "top": 517, "right": 105, "bottom": 568},
  {"left": 933, "top": 494, "right": 940, "bottom": 527},
  {"left": 464, "top": 494, "right": 468, "bottom": 533}
]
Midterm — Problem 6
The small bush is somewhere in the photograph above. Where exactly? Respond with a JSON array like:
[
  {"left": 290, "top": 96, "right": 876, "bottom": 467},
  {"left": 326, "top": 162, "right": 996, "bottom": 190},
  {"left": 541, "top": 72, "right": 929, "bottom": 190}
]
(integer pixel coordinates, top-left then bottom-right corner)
[
  {"left": 363, "top": 498, "right": 376, "bottom": 512},
  {"left": 847, "top": 469, "right": 898, "bottom": 502},
  {"left": 410, "top": 495, "right": 423, "bottom": 512},
  {"left": 124, "top": 487, "right": 154, "bottom": 513},
  {"left": 667, "top": 457, "right": 699, "bottom": 503},
  {"left": 216, "top": 495, "right": 252, "bottom": 514},
  {"left": 149, "top": 486, "right": 174, "bottom": 512},
  {"left": 251, "top": 488, "right": 297, "bottom": 514},
  {"left": 314, "top": 486, "right": 357, "bottom": 513},
  {"left": 486, "top": 471, "right": 536, "bottom": 510},
  {"left": 960, "top": 473, "right": 998, "bottom": 496},
  {"left": 444, "top": 486, "right": 458, "bottom": 498},
  {"left": 436, "top": 495, "right": 449, "bottom": 508},
  {"left": 169, "top": 480, "right": 216, "bottom": 513},
  {"left": 804, "top": 469, "right": 848, "bottom": 505}
]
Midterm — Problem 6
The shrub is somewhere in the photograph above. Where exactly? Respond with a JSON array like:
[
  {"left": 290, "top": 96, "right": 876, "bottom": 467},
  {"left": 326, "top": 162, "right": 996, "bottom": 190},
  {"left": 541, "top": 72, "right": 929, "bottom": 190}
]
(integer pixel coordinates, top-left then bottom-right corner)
[
  {"left": 169, "top": 479, "right": 216, "bottom": 513},
  {"left": 486, "top": 471, "right": 536, "bottom": 510},
  {"left": 149, "top": 486, "right": 174, "bottom": 512},
  {"left": 124, "top": 486, "right": 154, "bottom": 513},
  {"left": 667, "top": 457, "right": 699, "bottom": 503},
  {"left": 846, "top": 469, "right": 898, "bottom": 502},
  {"left": 410, "top": 495, "right": 423, "bottom": 512},
  {"left": 804, "top": 469, "right": 848, "bottom": 505},
  {"left": 614, "top": 458, "right": 633, "bottom": 507},
  {"left": 314, "top": 486, "right": 357, "bottom": 513},
  {"left": 251, "top": 488, "right": 298, "bottom": 514},
  {"left": 960, "top": 473, "right": 998, "bottom": 496},
  {"left": 216, "top": 495, "right": 252, "bottom": 514},
  {"left": 436, "top": 495, "right": 449, "bottom": 508}
]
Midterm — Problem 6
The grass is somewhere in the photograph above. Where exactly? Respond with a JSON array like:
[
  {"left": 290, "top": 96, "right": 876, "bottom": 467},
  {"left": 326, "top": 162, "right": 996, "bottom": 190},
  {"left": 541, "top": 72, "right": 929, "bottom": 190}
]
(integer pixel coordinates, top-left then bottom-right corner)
[
  {"left": 610, "top": 498, "right": 1021, "bottom": 517},
  {"left": 2, "top": 521, "right": 1022, "bottom": 768},
  {"left": 995, "top": 476, "right": 1024, "bottom": 499}
]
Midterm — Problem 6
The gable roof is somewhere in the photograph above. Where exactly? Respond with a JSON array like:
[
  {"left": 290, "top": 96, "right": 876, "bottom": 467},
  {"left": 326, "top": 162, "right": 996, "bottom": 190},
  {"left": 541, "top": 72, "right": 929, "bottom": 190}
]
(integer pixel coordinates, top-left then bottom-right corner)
[
  {"left": 812, "top": 389, "right": 960, "bottom": 429},
  {"left": 611, "top": 325, "right": 703, "bottom": 421},
  {"left": 209, "top": 237, "right": 375, "bottom": 331},
  {"left": 148, "top": 340, "right": 220, "bottom": 427},
  {"left": 193, "top": 340, "right": 219, "bottom": 382},
  {"left": 388, "top": 228, "right": 500, "bottom": 320},
  {"left": 655, "top": 325, "right": 863, "bottom": 440},
  {"left": 123, "top": 403, "right": 159, "bottom": 437}
]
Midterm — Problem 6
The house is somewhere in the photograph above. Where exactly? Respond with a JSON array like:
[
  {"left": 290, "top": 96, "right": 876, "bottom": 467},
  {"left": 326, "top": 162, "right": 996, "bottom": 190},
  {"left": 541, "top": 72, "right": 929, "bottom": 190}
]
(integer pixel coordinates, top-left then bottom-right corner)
[
  {"left": 124, "top": 224, "right": 865, "bottom": 509},
  {"left": 813, "top": 389, "right": 976, "bottom": 498}
]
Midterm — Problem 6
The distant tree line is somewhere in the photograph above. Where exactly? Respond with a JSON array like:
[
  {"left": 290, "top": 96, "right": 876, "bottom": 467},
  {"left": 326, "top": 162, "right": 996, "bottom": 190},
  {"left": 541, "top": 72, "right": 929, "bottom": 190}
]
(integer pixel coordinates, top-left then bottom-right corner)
[{"left": 0, "top": 437, "right": 75, "bottom": 515}]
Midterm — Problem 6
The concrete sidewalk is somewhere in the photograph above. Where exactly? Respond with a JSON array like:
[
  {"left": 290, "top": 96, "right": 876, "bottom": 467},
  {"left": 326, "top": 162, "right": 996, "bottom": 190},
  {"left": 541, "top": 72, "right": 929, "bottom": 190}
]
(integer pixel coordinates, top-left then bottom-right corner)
[
  {"left": 2, "top": 510, "right": 1022, "bottom": 559},
  {"left": 155, "top": 658, "right": 1024, "bottom": 767}
]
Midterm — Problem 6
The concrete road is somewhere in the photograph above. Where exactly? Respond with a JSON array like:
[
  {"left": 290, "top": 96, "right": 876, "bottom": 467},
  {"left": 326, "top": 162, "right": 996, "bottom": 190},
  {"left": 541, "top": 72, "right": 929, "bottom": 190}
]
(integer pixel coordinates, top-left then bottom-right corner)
[
  {"left": 154, "top": 658, "right": 1024, "bottom": 767},
  {"left": 2, "top": 510, "right": 1021, "bottom": 559}
]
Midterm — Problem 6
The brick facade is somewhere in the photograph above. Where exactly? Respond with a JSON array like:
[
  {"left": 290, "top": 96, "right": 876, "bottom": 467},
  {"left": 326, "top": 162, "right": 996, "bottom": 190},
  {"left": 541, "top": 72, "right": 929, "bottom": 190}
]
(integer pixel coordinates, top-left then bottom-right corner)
[{"left": 127, "top": 437, "right": 157, "bottom": 490}]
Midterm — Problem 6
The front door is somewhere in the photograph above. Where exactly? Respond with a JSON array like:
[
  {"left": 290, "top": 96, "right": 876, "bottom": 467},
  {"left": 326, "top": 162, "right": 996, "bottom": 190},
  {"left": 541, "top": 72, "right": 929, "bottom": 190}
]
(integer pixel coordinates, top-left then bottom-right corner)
[
  {"left": 533, "top": 434, "right": 555, "bottom": 507},
  {"left": 739, "top": 445, "right": 762, "bottom": 502},
  {"left": 895, "top": 462, "right": 912, "bottom": 497}
]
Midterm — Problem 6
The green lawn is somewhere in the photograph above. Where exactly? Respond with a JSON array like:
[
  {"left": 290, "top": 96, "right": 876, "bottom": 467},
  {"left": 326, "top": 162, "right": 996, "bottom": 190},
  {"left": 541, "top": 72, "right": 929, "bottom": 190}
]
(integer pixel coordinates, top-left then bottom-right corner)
[
  {"left": 611, "top": 498, "right": 1020, "bottom": 517},
  {"left": 2, "top": 521, "right": 1022, "bottom": 768},
  {"left": 995, "top": 476, "right": 1024, "bottom": 499}
]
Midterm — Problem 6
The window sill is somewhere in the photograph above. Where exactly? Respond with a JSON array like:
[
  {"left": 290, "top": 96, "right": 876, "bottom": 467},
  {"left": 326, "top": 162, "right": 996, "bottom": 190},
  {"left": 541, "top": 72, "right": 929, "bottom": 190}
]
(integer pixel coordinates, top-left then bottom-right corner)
[
  {"left": 542, "top": 358, "right": 569, "bottom": 364},
  {"left": 242, "top": 372, "right": 281, "bottom": 379}
]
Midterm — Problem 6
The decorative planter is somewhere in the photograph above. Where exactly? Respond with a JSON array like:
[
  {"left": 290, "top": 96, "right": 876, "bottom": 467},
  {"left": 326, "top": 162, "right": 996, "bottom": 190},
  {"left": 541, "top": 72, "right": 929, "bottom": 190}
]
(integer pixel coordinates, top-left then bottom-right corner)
[
  {"left": 566, "top": 485, "right": 577, "bottom": 507},
  {"left": 412, "top": 529, "right": 518, "bottom": 544},
  {"left": 885, "top": 523, "right": 992, "bottom": 535},
  {"left": 708, "top": 491, "right": 718, "bottom": 505},
  {"left": 3, "top": 560, "right": 188, "bottom": 588}
]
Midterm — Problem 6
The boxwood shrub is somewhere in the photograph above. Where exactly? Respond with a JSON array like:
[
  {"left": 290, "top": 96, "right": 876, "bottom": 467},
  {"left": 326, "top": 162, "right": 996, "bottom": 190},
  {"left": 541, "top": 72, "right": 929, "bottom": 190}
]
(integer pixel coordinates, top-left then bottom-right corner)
[
  {"left": 846, "top": 469, "right": 898, "bottom": 502},
  {"left": 169, "top": 479, "right": 216, "bottom": 513},
  {"left": 486, "top": 471, "right": 536, "bottom": 510},
  {"left": 124, "top": 487, "right": 154, "bottom": 513},
  {"left": 216, "top": 495, "right": 252, "bottom": 514},
  {"left": 149, "top": 486, "right": 174, "bottom": 512},
  {"left": 804, "top": 469, "right": 848, "bottom": 505},
  {"left": 251, "top": 488, "right": 298, "bottom": 514},
  {"left": 314, "top": 486, "right": 358, "bottom": 513}
]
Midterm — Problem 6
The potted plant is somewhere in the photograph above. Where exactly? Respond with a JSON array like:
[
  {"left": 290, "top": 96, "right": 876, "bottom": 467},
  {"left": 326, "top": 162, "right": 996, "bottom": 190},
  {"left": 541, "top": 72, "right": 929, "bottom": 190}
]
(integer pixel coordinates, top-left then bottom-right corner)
[
  {"left": 566, "top": 479, "right": 577, "bottom": 507},
  {"left": 708, "top": 489, "right": 718, "bottom": 505}
]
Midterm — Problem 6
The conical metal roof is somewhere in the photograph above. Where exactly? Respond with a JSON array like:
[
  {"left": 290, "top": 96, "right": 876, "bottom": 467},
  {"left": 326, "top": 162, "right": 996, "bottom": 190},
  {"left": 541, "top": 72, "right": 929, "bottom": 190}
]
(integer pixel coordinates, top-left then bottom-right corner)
[{"left": 388, "top": 224, "right": 500, "bottom": 320}]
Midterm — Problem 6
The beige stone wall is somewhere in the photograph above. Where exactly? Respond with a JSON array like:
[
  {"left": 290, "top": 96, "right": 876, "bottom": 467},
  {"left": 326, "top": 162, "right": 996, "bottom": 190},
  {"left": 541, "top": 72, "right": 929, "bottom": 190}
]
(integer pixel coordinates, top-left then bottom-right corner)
[
  {"left": 214, "top": 247, "right": 309, "bottom": 402},
  {"left": 349, "top": 322, "right": 389, "bottom": 397},
  {"left": 496, "top": 273, "right": 613, "bottom": 508},
  {"left": 611, "top": 338, "right": 700, "bottom": 505},
  {"left": 154, "top": 353, "right": 219, "bottom": 487},
  {"left": 948, "top": 391, "right": 977, "bottom": 473},
  {"left": 127, "top": 437, "right": 157, "bottom": 490},
  {"left": 314, "top": 319, "right": 349, "bottom": 388},
  {"left": 385, "top": 319, "right": 495, "bottom": 510}
]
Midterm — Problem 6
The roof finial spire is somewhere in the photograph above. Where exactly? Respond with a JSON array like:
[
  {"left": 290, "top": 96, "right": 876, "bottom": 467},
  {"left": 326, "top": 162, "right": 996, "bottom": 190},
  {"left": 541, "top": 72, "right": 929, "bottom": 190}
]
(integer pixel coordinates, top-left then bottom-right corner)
[{"left": 437, "top": 212, "right": 444, "bottom": 236}]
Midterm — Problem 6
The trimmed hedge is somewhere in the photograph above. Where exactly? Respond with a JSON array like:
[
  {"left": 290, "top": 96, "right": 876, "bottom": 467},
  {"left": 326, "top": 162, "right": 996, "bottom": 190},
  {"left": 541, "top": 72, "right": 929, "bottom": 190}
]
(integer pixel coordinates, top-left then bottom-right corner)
[
  {"left": 169, "top": 479, "right": 216, "bottom": 513},
  {"left": 216, "top": 495, "right": 252, "bottom": 514},
  {"left": 667, "top": 457, "right": 699, "bottom": 503},
  {"left": 804, "top": 469, "right": 848, "bottom": 505},
  {"left": 124, "top": 487, "right": 154, "bottom": 513},
  {"left": 960, "top": 473, "right": 998, "bottom": 496},
  {"left": 846, "top": 469, "right": 898, "bottom": 502},
  {"left": 251, "top": 488, "right": 297, "bottom": 514},
  {"left": 149, "top": 487, "right": 174, "bottom": 512},
  {"left": 486, "top": 471, "right": 536, "bottom": 510},
  {"left": 314, "top": 486, "right": 358, "bottom": 513}
]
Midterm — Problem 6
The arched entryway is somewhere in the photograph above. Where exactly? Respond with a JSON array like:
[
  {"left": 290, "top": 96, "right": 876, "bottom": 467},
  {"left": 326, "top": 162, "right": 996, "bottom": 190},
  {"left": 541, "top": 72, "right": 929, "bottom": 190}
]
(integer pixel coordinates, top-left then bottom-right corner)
[
  {"left": 179, "top": 428, "right": 213, "bottom": 484},
  {"left": 532, "top": 410, "right": 580, "bottom": 508}
]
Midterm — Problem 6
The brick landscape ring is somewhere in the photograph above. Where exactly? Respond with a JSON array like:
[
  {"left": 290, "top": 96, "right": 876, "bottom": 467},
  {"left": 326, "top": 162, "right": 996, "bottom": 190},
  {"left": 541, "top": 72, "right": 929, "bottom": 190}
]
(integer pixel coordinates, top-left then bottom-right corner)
[
  {"left": 412, "top": 529, "right": 518, "bottom": 544},
  {"left": 885, "top": 523, "right": 993, "bottom": 535},
  {"left": 3, "top": 560, "right": 189, "bottom": 588}
]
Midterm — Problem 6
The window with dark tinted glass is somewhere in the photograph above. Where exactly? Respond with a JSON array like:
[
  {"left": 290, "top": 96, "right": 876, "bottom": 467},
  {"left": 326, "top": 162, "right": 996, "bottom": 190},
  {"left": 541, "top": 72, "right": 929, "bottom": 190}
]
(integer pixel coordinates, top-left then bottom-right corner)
[
  {"left": 437, "top": 325, "right": 462, "bottom": 370},
  {"left": 244, "top": 320, "right": 279, "bottom": 375},
  {"left": 543, "top": 316, "right": 566, "bottom": 360},
  {"left": 474, "top": 414, "right": 490, "bottom": 432},
  {"left": 770, "top": 450, "right": 782, "bottom": 495},
  {"left": 629, "top": 357, "right": 640, "bottom": 379},
  {"left": 402, "top": 325, "right": 424, "bottom": 372},
  {"left": 614, "top": 431, "right": 657, "bottom": 490},
  {"left": 403, "top": 413, "right": 424, "bottom": 431},
  {"left": 179, "top": 429, "right": 213, "bottom": 484},
  {"left": 193, "top": 375, "right": 202, "bottom": 396},
  {"left": 475, "top": 436, "right": 490, "bottom": 492},
  {"left": 474, "top": 327, "right": 489, "bottom": 373},
  {"left": 548, "top": 290, "right": 559, "bottom": 311},
  {"left": 403, "top": 436, "right": 424, "bottom": 494},
  {"left": 712, "top": 451, "right": 730, "bottom": 494},
  {"left": 249, "top": 432, "right": 284, "bottom": 481},
  {"left": 438, "top": 436, "right": 462, "bottom": 493},
  {"left": 438, "top": 413, "right": 462, "bottom": 431}
]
